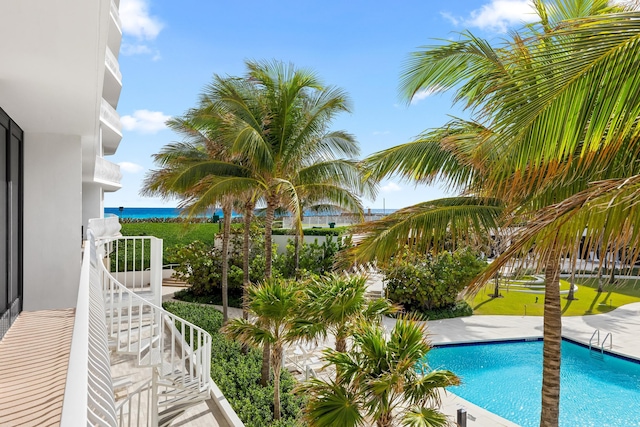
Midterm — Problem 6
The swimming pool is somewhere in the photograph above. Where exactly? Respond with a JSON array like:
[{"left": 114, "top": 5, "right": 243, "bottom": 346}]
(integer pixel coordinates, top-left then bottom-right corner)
[{"left": 427, "top": 339, "right": 640, "bottom": 426}]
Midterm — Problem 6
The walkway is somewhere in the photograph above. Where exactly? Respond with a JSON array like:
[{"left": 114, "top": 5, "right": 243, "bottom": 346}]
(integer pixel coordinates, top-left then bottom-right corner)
[{"left": 0, "top": 309, "right": 75, "bottom": 427}]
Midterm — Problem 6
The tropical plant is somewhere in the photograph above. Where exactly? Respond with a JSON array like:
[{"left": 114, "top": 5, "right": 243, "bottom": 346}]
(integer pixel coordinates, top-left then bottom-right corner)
[
  {"left": 297, "top": 316, "right": 459, "bottom": 427},
  {"left": 141, "top": 114, "right": 254, "bottom": 322},
  {"left": 275, "top": 235, "right": 345, "bottom": 278},
  {"left": 298, "top": 274, "right": 397, "bottom": 352},
  {"left": 353, "top": 2, "right": 640, "bottom": 426},
  {"left": 383, "top": 249, "right": 486, "bottom": 313},
  {"left": 223, "top": 278, "right": 304, "bottom": 421},
  {"left": 196, "top": 60, "right": 368, "bottom": 385}
]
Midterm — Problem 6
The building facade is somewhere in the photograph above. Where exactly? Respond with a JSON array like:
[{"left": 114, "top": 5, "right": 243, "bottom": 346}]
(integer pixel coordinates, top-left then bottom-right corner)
[{"left": 0, "top": 0, "right": 123, "bottom": 332}]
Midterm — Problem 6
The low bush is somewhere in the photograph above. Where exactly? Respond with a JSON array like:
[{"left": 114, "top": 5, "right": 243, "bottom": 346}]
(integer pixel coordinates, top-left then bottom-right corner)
[
  {"left": 172, "top": 288, "right": 243, "bottom": 308},
  {"left": 414, "top": 300, "right": 473, "bottom": 320},
  {"left": 272, "top": 227, "right": 347, "bottom": 236},
  {"left": 162, "top": 301, "right": 305, "bottom": 427},
  {"left": 383, "top": 249, "right": 486, "bottom": 314}
]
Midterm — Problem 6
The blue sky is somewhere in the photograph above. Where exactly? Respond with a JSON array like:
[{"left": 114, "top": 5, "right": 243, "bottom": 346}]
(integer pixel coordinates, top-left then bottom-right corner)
[{"left": 105, "top": 0, "right": 539, "bottom": 210}]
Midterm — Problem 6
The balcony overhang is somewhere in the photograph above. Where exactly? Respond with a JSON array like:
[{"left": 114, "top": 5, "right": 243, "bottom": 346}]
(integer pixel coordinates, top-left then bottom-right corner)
[
  {"left": 93, "top": 156, "right": 122, "bottom": 192},
  {"left": 103, "top": 47, "right": 122, "bottom": 109},
  {"left": 101, "top": 99, "right": 122, "bottom": 155}
]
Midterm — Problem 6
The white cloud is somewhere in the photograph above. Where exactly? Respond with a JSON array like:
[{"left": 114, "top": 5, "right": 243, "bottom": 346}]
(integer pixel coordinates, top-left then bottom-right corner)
[
  {"left": 440, "top": 11, "right": 460, "bottom": 26},
  {"left": 118, "top": 162, "right": 145, "bottom": 174},
  {"left": 121, "top": 43, "right": 152, "bottom": 55},
  {"left": 121, "top": 110, "right": 170, "bottom": 134},
  {"left": 121, "top": 43, "right": 161, "bottom": 60},
  {"left": 381, "top": 182, "right": 402, "bottom": 193},
  {"left": 443, "top": 0, "right": 536, "bottom": 33},
  {"left": 410, "top": 86, "right": 445, "bottom": 105},
  {"left": 120, "top": 0, "right": 163, "bottom": 40}
]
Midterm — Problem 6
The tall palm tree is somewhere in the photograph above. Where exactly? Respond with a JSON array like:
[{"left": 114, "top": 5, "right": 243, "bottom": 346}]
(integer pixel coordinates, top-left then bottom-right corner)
[
  {"left": 223, "top": 278, "right": 303, "bottom": 421},
  {"left": 141, "top": 115, "right": 255, "bottom": 322},
  {"left": 197, "top": 60, "right": 365, "bottom": 385},
  {"left": 298, "top": 274, "right": 398, "bottom": 352},
  {"left": 353, "top": 2, "right": 640, "bottom": 426},
  {"left": 297, "top": 317, "right": 459, "bottom": 427}
]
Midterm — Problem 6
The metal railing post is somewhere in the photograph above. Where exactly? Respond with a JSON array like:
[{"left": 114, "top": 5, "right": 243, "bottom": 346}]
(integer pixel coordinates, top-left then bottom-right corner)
[{"left": 457, "top": 408, "right": 467, "bottom": 427}]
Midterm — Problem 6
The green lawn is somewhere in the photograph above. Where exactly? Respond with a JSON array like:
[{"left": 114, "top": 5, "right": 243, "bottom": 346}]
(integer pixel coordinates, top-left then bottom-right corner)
[
  {"left": 471, "top": 277, "right": 640, "bottom": 316},
  {"left": 121, "top": 222, "right": 221, "bottom": 248}
]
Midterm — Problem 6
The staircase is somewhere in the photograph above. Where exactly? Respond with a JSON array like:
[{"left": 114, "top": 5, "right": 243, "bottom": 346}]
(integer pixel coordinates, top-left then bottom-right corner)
[{"left": 91, "top": 234, "right": 212, "bottom": 426}]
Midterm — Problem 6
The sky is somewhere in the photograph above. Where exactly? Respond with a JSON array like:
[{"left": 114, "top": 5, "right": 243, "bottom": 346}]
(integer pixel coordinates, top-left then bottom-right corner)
[{"left": 105, "top": 0, "right": 541, "bottom": 210}]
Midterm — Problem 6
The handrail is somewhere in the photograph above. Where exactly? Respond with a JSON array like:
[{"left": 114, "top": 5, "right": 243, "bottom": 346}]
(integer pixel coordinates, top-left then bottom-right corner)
[
  {"left": 98, "top": 258, "right": 211, "bottom": 390},
  {"left": 97, "top": 237, "right": 211, "bottom": 424},
  {"left": 61, "top": 237, "right": 117, "bottom": 426},
  {"left": 602, "top": 332, "right": 613, "bottom": 353},
  {"left": 589, "top": 329, "right": 600, "bottom": 351},
  {"left": 105, "top": 236, "right": 162, "bottom": 306}
]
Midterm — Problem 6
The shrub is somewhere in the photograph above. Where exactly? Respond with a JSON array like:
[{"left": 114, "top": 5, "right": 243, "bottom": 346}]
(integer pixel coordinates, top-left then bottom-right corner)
[
  {"left": 272, "top": 227, "right": 347, "bottom": 236},
  {"left": 162, "top": 301, "right": 305, "bottom": 427},
  {"left": 414, "top": 300, "right": 473, "bottom": 320},
  {"left": 274, "top": 235, "right": 344, "bottom": 277},
  {"left": 383, "top": 249, "right": 486, "bottom": 314},
  {"left": 167, "top": 223, "right": 273, "bottom": 296}
]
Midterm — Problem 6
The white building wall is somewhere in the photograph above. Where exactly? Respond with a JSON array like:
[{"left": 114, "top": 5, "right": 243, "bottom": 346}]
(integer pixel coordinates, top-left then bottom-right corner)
[
  {"left": 83, "top": 183, "right": 103, "bottom": 238},
  {"left": 23, "top": 133, "right": 82, "bottom": 310}
]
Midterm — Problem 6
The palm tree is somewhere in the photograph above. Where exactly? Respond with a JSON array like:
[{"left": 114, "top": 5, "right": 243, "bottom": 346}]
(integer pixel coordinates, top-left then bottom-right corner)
[
  {"left": 353, "top": 2, "right": 640, "bottom": 426},
  {"left": 222, "top": 278, "right": 303, "bottom": 421},
  {"left": 298, "top": 274, "right": 397, "bottom": 352},
  {"left": 198, "top": 60, "right": 364, "bottom": 385},
  {"left": 141, "top": 114, "right": 254, "bottom": 322},
  {"left": 297, "top": 317, "right": 459, "bottom": 427}
]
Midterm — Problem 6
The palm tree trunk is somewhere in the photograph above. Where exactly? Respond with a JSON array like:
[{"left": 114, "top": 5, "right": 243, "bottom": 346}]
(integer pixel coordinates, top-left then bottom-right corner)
[
  {"left": 271, "top": 343, "right": 283, "bottom": 420},
  {"left": 221, "top": 204, "right": 232, "bottom": 323},
  {"left": 567, "top": 241, "right": 578, "bottom": 301},
  {"left": 294, "top": 233, "right": 300, "bottom": 274},
  {"left": 540, "top": 250, "right": 562, "bottom": 427},
  {"left": 264, "top": 195, "right": 277, "bottom": 279},
  {"left": 294, "top": 213, "right": 304, "bottom": 276},
  {"left": 376, "top": 411, "right": 392, "bottom": 427},
  {"left": 243, "top": 201, "right": 254, "bottom": 321},
  {"left": 261, "top": 194, "right": 277, "bottom": 386},
  {"left": 261, "top": 343, "right": 271, "bottom": 386},
  {"left": 335, "top": 333, "right": 347, "bottom": 353}
]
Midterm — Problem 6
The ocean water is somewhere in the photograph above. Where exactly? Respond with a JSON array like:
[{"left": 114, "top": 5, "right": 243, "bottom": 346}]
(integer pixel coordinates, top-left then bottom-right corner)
[
  {"left": 104, "top": 207, "right": 222, "bottom": 219},
  {"left": 104, "top": 207, "right": 395, "bottom": 220}
]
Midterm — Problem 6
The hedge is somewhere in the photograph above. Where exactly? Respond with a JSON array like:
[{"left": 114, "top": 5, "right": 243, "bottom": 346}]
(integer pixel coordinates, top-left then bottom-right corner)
[{"left": 272, "top": 227, "right": 347, "bottom": 236}]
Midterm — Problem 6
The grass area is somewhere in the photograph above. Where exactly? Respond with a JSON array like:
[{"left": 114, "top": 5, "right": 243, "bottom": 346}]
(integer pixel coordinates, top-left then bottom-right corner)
[
  {"left": 471, "top": 277, "right": 640, "bottom": 316},
  {"left": 121, "top": 222, "right": 221, "bottom": 248}
]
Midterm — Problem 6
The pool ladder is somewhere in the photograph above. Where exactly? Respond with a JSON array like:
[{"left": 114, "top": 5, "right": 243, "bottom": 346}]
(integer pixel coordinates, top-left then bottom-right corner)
[{"left": 589, "top": 329, "right": 612, "bottom": 359}]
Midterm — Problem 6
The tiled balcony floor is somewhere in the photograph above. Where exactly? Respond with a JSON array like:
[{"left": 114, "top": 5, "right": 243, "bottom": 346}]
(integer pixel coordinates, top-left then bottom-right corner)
[{"left": 0, "top": 309, "right": 75, "bottom": 427}]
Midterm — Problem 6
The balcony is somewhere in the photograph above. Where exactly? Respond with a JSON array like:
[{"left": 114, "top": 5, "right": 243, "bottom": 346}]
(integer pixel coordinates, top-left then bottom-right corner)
[
  {"left": 100, "top": 98, "right": 122, "bottom": 155},
  {"left": 103, "top": 47, "right": 122, "bottom": 109},
  {"left": 94, "top": 156, "right": 122, "bottom": 192},
  {"left": 108, "top": 0, "right": 122, "bottom": 55}
]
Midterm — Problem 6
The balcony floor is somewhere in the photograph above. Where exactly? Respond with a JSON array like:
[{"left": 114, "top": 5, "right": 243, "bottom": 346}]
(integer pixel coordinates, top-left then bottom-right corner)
[{"left": 0, "top": 309, "right": 75, "bottom": 426}]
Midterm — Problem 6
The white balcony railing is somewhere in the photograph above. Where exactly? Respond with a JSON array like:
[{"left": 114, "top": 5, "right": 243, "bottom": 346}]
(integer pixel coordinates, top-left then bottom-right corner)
[
  {"left": 100, "top": 98, "right": 122, "bottom": 134},
  {"left": 61, "top": 237, "right": 118, "bottom": 426},
  {"left": 88, "top": 216, "right": 122, "bottom": 244},
  {"left": 105, "top": 47, "right": 122, "bottom": 83},
  {"left": 110, "top": 0, "right": 122, "bottom": 32},
  {"left": 94, "top": 156, "right": 122, "bottom": 190},
  {"left": 61, "top": 229, "right": 213, "bottom": 426}
]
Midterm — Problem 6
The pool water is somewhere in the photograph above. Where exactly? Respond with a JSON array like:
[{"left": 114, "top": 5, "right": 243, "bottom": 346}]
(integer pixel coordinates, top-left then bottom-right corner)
[{"left": 427, "top": 339, "right": 640, "bottom": 426}]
